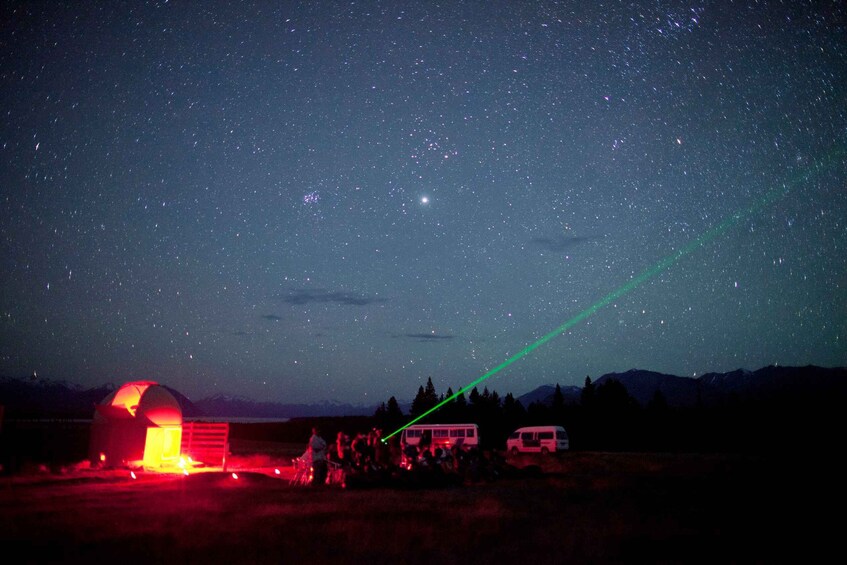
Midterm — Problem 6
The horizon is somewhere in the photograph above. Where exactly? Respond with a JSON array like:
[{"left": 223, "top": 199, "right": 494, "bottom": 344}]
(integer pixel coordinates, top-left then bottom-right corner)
[{"left": 5, "top": 362, "right": 842, "bottom": 408}]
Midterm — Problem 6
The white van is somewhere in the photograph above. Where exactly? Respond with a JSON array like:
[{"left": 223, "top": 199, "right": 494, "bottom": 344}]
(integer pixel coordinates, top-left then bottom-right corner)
[{"left": 506, "top": 425, "right": 569, "bottom": 455}]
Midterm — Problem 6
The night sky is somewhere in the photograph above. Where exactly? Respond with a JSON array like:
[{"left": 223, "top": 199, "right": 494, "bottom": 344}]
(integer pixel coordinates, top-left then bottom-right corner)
[{"left": 2, "top": 1, "right": 845, "bottom": 405}]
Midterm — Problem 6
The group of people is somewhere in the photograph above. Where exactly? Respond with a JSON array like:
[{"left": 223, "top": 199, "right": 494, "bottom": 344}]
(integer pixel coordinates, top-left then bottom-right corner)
[
  {"left": 302, "top": 426, "right": 507, "bottom": 487},
  {"left": 332, "top": 428, "right": 394, "bottom": 471},
  {"left": 302, "top": 426, "right": 394, "bottom": 486}
]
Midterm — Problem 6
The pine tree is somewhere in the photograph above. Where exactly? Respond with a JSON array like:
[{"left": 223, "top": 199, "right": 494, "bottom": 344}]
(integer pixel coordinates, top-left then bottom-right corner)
[
  {"left": 440, "top": 386, "right": 457, "bottom": 422},
  {"left": 454, "top": 390, "right": 467, "bottom": 409},
  {"left": 374, "top": 401, "right": 387, "bottom": 420},
  {"left": 410, "top": 378, "right": 439, "bottom": 419},
  {"left": 490, "top": 389, "right": 500, "bottom": 407},
  {"left": 581, "top": 376, "right": 595, "bottom": 407},
  {"left": 410, "top": 385, "right": 427, "bottom": 418},
  {"left": 501, "top": 392, "right": 526, "bottom": 423},
  {"left": 553, "top": 384, "right": 565, "bottom": 411},
  {"left": 423, "top": 377, "right": 438, "bottom": 407},
  {"left": 384, "top": 396, "right": 404, "bottom": 429}
]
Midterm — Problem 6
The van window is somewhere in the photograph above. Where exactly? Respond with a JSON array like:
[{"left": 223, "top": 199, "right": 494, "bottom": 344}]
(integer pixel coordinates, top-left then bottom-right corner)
[
  {"left": 538, "top": 431, "right": 554, "bottom": 440},
  {"left": 450, "top": 429, "right": 465, "bottom": 438},
  {"left": 520, "top": 432, "right": 534, "bottom": 440},
  {"left": 556, "top": 430, "right": 568, "bottom": 440}
]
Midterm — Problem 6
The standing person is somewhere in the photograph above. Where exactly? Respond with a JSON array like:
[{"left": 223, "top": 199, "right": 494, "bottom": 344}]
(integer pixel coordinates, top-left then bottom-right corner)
[
  {"left": 336, "top": 431, "right": 352, "bottom": 467},
  {"left": 308, "top": 427, "right": 328, "bottom": 486},
  {"left": 351, "top": 432, "right": 368, "bottom": 469},
  {"left": 371, "top": 428, "right": 390, "bottom": 469}
]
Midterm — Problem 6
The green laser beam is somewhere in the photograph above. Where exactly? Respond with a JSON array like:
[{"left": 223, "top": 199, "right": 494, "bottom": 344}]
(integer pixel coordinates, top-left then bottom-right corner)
[{"left": 383, "top": 150, "right": 845, "bottom": 442}]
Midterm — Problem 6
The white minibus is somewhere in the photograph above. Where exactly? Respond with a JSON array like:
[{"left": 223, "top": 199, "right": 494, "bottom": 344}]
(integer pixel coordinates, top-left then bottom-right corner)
[
  {"left": 400, "top": 423, "right": 480, "bottom": 451},
  {"left": 506, "top": 425, "right": 569, "bottom": 455}
]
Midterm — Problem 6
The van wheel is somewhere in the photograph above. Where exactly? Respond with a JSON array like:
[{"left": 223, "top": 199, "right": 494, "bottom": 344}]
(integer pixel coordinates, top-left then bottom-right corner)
[
  {"left": 541, "top": 447, "right": 549, "bottom": 455},
  {"left": 510, "top": 447, "right": 519, "bottom": 456}
]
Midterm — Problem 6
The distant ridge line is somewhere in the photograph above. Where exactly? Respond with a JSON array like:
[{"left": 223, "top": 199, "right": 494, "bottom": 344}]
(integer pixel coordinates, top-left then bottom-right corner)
[{"left": 2, "top": 364, "right": 845, "bottom": 419}]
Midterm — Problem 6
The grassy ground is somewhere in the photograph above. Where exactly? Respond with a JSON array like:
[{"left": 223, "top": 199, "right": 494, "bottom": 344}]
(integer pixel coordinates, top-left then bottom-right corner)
[{"left": 2, "top": 440, "right": 841, "bottom": 564}]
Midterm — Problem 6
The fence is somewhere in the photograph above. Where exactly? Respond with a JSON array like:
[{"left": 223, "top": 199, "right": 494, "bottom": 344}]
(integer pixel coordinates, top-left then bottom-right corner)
[{"left": 180, "top": 422, "right": 230, "bottom": 471}]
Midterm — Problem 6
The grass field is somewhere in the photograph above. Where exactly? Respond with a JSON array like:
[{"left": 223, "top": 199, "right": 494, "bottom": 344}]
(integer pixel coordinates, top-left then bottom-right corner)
[{"left": 1, "top": 438, "right": 840, "bottom": 564}]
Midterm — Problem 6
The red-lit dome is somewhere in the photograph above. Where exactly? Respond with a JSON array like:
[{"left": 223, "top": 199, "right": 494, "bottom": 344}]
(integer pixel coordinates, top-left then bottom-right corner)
[
  {"left": 89, "top": 381, "right": 184, "bottom": 469},
  {"left": 93, "top": 380, "right": 182, "bottom": 426}
]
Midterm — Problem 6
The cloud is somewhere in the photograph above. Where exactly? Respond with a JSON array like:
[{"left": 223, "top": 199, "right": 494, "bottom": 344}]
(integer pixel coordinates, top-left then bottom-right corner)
[
  {"left": 280, "top": 288, "right": 387, "bottom": 306},
  {"left": 261, "top": 314, "right": 282, "bottom": 321},
  {"left": 529, "top": 235, "right": 593, "bottom": 252},
  {"left": 400, "top": 333, "right": 455, "bottom": 341}
]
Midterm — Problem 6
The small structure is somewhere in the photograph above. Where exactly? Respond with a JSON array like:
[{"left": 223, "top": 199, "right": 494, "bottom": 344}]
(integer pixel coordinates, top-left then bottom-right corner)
[
  {"left": 88, "top": 380, "right": 183, "bottom": 469},
  {"left": 181, "top": 421, "right": 231, "bottom": 471}
]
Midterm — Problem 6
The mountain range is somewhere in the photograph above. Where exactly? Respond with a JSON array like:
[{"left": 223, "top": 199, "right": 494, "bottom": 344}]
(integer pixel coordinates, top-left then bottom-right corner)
[
  {"left": 1, "top": 364, "right": 844, "bottom": 420},
  {"left": 519, "top": 365, "right": 847, "bottom": 409}
]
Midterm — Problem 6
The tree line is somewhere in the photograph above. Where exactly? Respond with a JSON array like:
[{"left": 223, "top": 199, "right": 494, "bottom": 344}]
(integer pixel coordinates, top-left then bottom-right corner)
[{"left": 371, "top": 376, "right": 838, "bottom": 453}]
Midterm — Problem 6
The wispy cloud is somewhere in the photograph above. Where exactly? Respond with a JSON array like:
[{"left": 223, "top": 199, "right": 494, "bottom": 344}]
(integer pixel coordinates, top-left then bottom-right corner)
[
  {"left": 261, "top": 314, "right": 282, "bottom": 321},
  {"left": 529, "top": 235, "right": 593, "bottom": 252},
  {"left": 280, "top": 288, "right": 387, "bottom": 306},
  {"left": 399, "top": 333, "right": 455, "bottom": 341}
]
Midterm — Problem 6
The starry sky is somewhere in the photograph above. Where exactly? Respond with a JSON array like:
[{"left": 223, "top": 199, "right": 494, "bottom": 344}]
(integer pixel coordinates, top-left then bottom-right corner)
[{"left": 2, "top": 1, "right": 845, "bottom": 405}]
